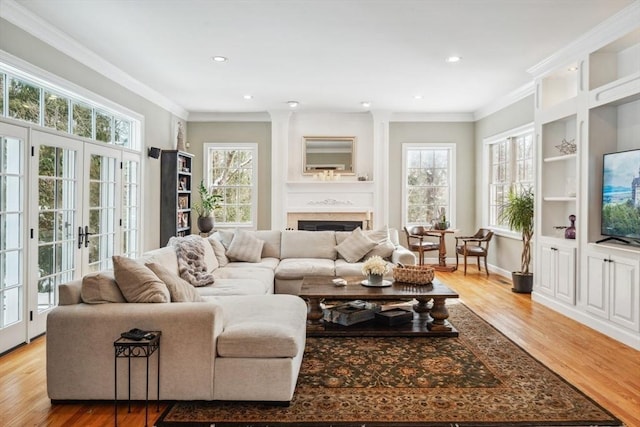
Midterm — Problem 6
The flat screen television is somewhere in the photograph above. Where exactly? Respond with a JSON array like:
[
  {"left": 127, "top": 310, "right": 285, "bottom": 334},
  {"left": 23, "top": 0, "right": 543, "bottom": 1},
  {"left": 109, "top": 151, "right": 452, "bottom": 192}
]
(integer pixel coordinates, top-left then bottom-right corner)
[{"left": 600, "top": 148, "right": 640, "bottom": 244}]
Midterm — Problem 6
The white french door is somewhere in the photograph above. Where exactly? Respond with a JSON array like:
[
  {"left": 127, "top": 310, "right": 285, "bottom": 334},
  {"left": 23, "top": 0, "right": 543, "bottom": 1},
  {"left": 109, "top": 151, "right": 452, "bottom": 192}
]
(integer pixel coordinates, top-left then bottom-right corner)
[
  {"left": 28, "top": 131, "right": 123, "bottom": 337},
  {"left": 0, "top": 123, "right": 28, "bottom": 354}
]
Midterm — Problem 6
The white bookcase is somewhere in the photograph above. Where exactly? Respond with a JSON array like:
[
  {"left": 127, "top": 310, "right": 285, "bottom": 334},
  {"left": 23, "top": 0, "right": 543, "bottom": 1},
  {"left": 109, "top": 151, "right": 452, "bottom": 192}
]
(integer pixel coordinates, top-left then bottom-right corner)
[{"left": 531, "top": 5, "right": 640, "bottom": 350}]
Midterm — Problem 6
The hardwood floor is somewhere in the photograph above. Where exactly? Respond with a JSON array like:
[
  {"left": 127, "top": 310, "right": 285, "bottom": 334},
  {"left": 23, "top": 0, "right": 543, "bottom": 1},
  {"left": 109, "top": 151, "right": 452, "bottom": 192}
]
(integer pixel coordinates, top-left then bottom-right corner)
[{"left": 1, "top": 271, "right": 638, "bottom": 427}]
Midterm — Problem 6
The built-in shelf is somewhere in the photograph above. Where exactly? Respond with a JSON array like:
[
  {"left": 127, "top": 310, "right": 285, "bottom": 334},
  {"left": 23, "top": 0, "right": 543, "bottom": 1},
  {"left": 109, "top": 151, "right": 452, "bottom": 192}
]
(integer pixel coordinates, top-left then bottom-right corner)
[
  {"left": 543, "top": 154, "right": 577, "bottom": 163},
  {"left": 543, "top": 196, "right": 577, "bottom": 202}
]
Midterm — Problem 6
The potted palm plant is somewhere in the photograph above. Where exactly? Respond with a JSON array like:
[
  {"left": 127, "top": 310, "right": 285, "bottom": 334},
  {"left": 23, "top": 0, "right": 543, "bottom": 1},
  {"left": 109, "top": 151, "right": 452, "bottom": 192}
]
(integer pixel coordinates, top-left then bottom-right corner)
[
  {"left": 193, "top": 180, "right": 222, "bottom": 233},
  {"left": 499, "top": 186, "right": 534, "bottom": 293}
]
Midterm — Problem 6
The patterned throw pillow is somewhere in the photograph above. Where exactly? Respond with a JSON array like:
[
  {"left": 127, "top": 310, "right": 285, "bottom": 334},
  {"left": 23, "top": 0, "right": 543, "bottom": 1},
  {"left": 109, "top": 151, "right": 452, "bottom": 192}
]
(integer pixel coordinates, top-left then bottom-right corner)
[
  {"left": 146, "top": 262, "right": 203, "bottom": 302},
  {"left": 112, "top": 256, "right": 170, "bottom": 303},
  {"left": 335, "top": 227, "right": 377, "bottom": 263},
  {"left": 226, "top": 230, "right": 265, "bottom": 263}
]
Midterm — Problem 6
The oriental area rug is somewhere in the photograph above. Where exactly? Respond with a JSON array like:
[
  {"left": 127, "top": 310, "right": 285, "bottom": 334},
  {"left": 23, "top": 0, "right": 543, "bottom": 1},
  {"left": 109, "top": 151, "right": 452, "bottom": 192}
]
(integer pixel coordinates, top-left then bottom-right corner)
[{"left": 157, "top": 303, "right": 621, "bottom": 427}]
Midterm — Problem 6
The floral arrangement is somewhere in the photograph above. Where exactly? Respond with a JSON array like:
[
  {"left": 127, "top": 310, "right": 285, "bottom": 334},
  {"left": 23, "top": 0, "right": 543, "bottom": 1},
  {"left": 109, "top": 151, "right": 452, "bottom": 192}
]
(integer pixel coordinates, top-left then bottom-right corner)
[{"left": 361, "top": 255, "right": 390, "bottom": 276}]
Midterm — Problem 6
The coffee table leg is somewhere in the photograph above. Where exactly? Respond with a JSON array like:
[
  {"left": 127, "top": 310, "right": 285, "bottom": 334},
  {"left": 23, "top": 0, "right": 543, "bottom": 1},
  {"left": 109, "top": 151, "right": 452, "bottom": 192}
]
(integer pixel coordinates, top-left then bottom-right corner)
[
  {"left": 413, "top": 297, "right": 433, "bottom": 322},
  {"left": 306, "top": 297, "right": 324, "bottom": 324},
  {"left": 428, "top": 297, "right": 453, "bottom": 332}
]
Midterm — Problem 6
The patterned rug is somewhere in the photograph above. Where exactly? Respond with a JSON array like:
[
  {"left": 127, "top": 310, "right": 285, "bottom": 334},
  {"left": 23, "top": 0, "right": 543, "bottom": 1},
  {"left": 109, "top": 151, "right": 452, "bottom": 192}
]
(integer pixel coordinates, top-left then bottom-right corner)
[{"left": 156, "top": 303, "right": 622, "bottom": 426}]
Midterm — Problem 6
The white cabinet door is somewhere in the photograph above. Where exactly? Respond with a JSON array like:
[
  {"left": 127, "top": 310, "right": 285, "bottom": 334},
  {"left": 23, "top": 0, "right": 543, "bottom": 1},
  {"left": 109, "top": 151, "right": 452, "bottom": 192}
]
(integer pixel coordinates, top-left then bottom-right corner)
[
  {"left": 609, "top": 255, "right": 640, "bottom": 331},
  {"left": 537, "top": 244, "right": 556, "bottom": 297},
  {"left": 556, "top": 246, "right": 576, "bottom": 305},
  {"left": 586, "top": 252, "right": 609, "bottom": 319}
]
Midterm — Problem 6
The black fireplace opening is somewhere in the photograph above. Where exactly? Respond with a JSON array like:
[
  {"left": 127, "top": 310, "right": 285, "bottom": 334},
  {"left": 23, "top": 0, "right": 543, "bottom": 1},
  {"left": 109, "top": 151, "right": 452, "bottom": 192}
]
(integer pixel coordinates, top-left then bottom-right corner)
[{"left": 298, "top": 220, "right": 363, "bottom": 231}]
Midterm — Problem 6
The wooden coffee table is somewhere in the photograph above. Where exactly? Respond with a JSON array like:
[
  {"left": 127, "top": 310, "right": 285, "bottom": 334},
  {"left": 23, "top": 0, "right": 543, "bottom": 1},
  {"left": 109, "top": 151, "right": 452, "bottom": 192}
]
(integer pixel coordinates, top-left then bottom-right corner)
[{"left": 300, "top": 275, "right": 459, "bottom": 337}]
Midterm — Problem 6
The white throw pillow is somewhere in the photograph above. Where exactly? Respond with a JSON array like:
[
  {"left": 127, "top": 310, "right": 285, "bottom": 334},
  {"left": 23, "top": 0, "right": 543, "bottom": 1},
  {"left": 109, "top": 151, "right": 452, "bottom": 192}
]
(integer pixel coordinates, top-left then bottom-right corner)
[
  {"left": 226, "top": 230, "right": 265, "bottom": 263},
  {"left": 365, "top": 225, "right": 396, "bottom": 259},
  {"left": 335, "top": 227, "right": 377, "bottom": 263}
]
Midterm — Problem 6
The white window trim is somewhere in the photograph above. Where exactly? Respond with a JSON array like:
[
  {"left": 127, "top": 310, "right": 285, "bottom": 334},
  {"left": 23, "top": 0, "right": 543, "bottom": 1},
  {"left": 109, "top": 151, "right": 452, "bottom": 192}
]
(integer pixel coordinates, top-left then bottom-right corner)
[
  {"left": 401, "top": 142, "right": 456, "bottom": 228},
  {"left": 482, "top": 122, "right": 534, "bottom": 240},
  {"left": 203, "top": 142, "right": 258, "bottom": 229}
]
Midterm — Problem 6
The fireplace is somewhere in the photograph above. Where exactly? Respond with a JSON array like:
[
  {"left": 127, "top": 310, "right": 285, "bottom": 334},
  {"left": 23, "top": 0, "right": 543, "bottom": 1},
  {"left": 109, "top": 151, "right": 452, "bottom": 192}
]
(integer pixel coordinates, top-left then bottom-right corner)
[{"left": 298, "top": 220, "right": 363, "bottom": 231}]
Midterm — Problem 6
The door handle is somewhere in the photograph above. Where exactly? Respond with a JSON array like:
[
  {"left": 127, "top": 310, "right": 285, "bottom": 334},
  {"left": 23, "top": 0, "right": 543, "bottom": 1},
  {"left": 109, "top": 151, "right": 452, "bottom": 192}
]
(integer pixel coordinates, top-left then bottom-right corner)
[
  {"left": 78, "top": 226, "right": 84, "bottom": 249},
  {"left": 84, "top": 226, "right": 94, "bottom": 248}
]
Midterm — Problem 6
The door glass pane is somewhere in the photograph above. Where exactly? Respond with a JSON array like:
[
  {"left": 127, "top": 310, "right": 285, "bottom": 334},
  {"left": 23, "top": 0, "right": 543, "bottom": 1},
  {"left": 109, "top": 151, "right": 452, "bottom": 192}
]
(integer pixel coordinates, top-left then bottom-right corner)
[
  {"left": 87, "top": 154, "right": 116, "bottom": 271},
  {"left": 37, "top": 145, "right": 76, "bottom": 312},
  {"left": 1, "top": 136, "right": 24, "bottom": 329}
]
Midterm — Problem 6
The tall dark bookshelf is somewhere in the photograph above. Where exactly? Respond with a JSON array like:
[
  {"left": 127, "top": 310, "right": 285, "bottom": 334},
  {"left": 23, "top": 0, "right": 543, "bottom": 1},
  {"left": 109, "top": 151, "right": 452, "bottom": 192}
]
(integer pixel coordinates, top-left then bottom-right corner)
[{"left": 160, "top": 150, "right": 194, "bottom": 246}]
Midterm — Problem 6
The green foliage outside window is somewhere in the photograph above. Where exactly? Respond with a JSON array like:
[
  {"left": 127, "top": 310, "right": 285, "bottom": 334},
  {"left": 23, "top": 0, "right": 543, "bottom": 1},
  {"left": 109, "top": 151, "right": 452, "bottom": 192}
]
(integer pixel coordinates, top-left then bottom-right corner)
[
  {"left": 72, "top": 102, "right": 92, "bottom": 138},
  {"left": 44, "top": 92, "right": 69, "bottom": 132},
  {"left": 406, "top": 148, "right": 450, "bottom": 224},
  {"left": 209, "top": 148, "right": 254, "bottom": 224},
  {"left": 8, "top": 78, "right": 39, "bottom": 124}
]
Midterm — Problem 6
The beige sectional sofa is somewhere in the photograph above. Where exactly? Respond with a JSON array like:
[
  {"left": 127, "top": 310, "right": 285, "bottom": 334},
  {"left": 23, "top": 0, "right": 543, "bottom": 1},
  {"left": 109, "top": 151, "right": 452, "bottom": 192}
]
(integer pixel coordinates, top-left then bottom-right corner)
[{"left": 47, "top": 227, "right": 414, "bottom": 403}]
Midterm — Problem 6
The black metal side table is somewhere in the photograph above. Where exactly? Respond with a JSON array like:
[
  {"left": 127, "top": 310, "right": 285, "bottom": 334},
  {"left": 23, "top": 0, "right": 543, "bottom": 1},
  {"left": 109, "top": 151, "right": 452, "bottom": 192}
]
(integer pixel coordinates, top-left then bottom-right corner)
[{"left": 114, "top": 331, "right": 161, "bottom": 427}]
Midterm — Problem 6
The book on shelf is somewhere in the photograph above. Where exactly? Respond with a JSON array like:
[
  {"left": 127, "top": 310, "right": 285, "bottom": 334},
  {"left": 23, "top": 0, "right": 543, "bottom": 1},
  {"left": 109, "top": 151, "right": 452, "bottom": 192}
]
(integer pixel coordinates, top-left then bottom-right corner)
[{"left": 323, "top": 300, "right": 381, "bottom": 326}]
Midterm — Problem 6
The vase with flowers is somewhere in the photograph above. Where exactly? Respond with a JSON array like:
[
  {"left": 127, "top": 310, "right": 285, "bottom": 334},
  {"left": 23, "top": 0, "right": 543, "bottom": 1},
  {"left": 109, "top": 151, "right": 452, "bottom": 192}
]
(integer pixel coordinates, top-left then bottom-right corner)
[{"left": 361, "top": 255, "right": 390, "bottom": 286}]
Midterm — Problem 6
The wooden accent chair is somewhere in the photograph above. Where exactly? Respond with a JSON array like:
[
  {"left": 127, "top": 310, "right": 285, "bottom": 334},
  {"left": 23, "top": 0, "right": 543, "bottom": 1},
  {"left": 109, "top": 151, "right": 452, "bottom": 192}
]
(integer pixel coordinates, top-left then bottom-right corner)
[
  {"left": 403, "top": 226, "right": 440, "bottom": 265},
  {"left": 455, "top": 229, "right": 494, "bottom": 275}
]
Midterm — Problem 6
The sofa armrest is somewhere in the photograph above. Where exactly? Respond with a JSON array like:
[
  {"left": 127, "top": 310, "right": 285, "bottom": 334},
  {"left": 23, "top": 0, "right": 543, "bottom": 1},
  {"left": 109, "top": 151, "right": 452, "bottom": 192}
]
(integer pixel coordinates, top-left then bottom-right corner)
[
  {"left": 59, "top": 280, "right": 82, "bottom": 305},
  {"left": 391, "top": 246, "right": 417, "bottom": 266},
  {"left": 47, "top": 301, "right": 223, "bottom": 400}
]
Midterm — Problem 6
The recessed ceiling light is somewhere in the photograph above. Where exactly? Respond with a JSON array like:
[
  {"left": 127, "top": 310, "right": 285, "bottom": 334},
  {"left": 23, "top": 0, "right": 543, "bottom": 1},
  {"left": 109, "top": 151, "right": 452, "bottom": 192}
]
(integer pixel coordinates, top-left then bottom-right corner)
[
  {"left": 446, "top": 56, "right": 461, "bottom": 63},
  {"left": 414, "top": 95, "right": 423, "bottom": 100},
  {"left": 287, "top": 101, "right": 299, "bottom": 108},
  {"left": 361, "top": 101, "right": 371, "bottom": 108},
  {"left": 243, "top": 94, "right": 253, "bottom": 100},
  {"left": 212, "top": 56, "right": 228, "bottom": 62},
  {"left": 567, "top": 66, "right": 578, "bottom": 72}
]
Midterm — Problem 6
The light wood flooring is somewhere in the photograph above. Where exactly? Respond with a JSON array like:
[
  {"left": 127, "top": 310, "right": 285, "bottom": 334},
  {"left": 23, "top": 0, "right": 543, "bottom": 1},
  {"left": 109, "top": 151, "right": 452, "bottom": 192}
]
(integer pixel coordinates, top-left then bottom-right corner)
[{"left": 1, "top": 270, "right": 638, "bottom": 427}]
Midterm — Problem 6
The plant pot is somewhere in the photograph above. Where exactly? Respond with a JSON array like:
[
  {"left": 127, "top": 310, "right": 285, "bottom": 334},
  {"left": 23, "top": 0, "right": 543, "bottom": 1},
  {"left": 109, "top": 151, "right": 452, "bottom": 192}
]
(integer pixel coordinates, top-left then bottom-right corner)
[
  {"left": 367, "top": 273, "right": 383, "bottom": 286},
  {"left": 197, "top": 215, "right": 215, "bottom": 233},
  {"left": 511, "top": 272, "right": 533, "bottom": 293}
]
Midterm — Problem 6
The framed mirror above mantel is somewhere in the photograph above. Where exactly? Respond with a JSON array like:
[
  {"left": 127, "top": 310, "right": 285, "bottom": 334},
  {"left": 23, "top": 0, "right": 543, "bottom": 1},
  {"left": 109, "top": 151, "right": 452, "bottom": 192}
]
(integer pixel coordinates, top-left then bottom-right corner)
[{"left": 303, "top": 136, "right": 355, "bottom": 175}]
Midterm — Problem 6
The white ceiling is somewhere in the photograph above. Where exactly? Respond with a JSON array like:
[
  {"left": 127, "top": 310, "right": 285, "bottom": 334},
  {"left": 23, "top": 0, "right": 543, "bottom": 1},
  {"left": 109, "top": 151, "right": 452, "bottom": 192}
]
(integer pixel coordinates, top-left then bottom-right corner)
[{"left": 12, "top": 0, "right": 636, "bottom": 115}]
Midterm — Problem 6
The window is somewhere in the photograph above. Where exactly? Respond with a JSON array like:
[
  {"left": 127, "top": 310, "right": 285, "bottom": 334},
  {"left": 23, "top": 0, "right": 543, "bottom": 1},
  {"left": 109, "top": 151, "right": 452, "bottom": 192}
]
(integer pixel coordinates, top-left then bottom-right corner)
[
  {"left": 0, "top": 64, "right": 137, "bottom": 149},
  {"left": 204, "top": 143, "right": 258, "bottom": 228},
  {"left": 484, "top": 125, "right": 534, "bottom": 231},
  {"left": 402, "top": 143, "right": 456, "bottom": 227}
]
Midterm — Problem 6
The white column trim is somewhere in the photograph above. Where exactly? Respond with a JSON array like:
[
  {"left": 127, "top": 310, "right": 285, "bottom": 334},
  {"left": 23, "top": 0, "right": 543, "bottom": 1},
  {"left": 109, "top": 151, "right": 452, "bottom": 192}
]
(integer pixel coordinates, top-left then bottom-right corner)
[{"left": 268, "top": 110, "right": 292, "bottom": 230}]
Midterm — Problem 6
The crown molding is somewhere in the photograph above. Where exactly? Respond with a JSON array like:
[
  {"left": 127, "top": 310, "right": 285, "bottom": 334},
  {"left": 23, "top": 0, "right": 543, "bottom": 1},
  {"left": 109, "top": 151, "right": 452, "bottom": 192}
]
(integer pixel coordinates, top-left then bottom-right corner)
[
  {"left": 527, "top": 0, "right": 640, "bottom": 78},
  {"left": 390, "top": 112, "right": 474, "bottom": 122},
  {"left": 473, "top": 81, "right": 535, "bottom": 121},
  {"left": 0, "top": 0, "right": 189, "bottom": 119},
  {"left": 188, "top": 111, "right": 271, "bottom": 122}
]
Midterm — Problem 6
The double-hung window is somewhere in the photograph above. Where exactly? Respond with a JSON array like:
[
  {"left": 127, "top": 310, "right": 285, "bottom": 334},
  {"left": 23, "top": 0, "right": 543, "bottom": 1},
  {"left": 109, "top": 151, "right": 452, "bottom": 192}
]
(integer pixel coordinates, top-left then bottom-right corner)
[
  {"left": 402, "top": 143, "right": 456, "bottom": 227},
  {"left": 203, "top": 143, "right": 258, "bottom": 228},
  {"left": 484, "top": 124, "right": 534, "bottom": 232}
]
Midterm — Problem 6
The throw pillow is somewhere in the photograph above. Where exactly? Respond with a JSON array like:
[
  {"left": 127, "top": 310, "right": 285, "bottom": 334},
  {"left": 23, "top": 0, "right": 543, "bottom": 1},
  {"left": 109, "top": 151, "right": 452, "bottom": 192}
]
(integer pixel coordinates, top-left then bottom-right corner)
[
  {"left": 365, "top": 225, "right": 396, "bottom": 259},
  {"left": 112, "top": 255, "right": 170, "bottom": 303},
  {"left": 217, "top": 229, "right": 235, "bottom": 250},
  {"left": 80, "top": 271, "right": 125, "bottom": 304},
  {"left": 145, "top": 262, "right": 203, "bottom": 302},
  {"left": 226, "top": 230, "right": 265, "bottom": 263},
  {"left": 335, "top": 227, "right": 377, "bottom": 263},
  {"left": 208, "top": 237, "right": 229, "bottom": 267}
]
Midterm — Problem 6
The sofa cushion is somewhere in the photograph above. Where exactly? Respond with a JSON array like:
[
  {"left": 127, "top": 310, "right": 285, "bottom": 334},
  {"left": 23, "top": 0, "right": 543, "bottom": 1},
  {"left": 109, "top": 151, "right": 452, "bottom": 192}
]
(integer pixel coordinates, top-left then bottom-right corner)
[
  {"left": 208, "top": 237, "right": 229, "bottom": 267},
  {"left": 112, "top": 256, "right": 170, "bottom": 303},
  {"left": 80, "top": 271, "right": 125, "bottom": 304},
  {"left": 212, "top": 267, "right": 274, "bottom": 293},
  {"left": 196, "top": 278, "right": 269, "bottom": 296},
  {"left": 336, "top": 227, "right": 377, "bottom": 262},
  {"left": 335, "top": 258, "right": 395, "bottom": 278},
  {"left": 280, "top": 230, "right": 337, "bottom": 259},
  {"left": 275, "top": 258, "right": 335, "bottom": 280},
  {"left": 217, "top": 295, "right": 306, "bottom": 358},
  {"left": 225, "top": 257, "right": 280, "bottom": 270},
  {"left": 364, "top": 225, "right": 396, "bottom": 259},
  {"left": 226, "top": 230, "right": 265, "bottom": 263},
  {"left": 253, "top": 230, "right": 282, "bottom": 258},
  {"left": 146, "top": 262, "right": 203, "bottom": 302}
]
